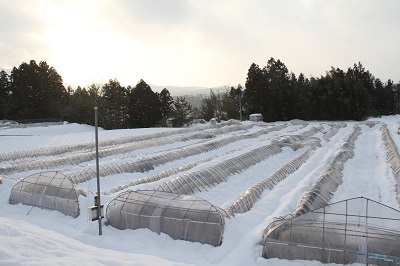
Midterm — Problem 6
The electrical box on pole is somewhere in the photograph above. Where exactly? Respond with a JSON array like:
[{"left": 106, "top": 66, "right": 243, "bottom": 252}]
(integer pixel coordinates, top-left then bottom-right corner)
[{"left": 89, "top": 195, "right": 104, "bottom": 221}]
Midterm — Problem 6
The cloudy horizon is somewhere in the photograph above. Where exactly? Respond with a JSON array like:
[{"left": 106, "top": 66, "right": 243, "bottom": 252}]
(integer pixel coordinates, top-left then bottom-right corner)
[{"left": 1, "top": 0, "right": 399, "bottom": 89}]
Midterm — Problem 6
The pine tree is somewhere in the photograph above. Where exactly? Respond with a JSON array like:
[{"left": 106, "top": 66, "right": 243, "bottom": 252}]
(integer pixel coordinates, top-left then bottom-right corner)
[
  {"left": 200, "top": 95, "right": 215, "bottom": 122},
  {"left": 223, "top": 87, "right": 238, "bottom": 120},
  {"left": 65, "top": 86, "right": 97, "bottom": 125},
  {"left": 101, "top": 79, "right": 127, "bottom": 129},
  {"left": 0, "top": 70, "right": 11, "bottom": 119},
  {"left": 9, "top": 60, "right": 67, "bottom": 120},
  {"left": 172, "top": 96, "right": 193, "bottom": 127},
  {"left": 158, "top": 88, "right": 174, "bottom": 127},
  {"left": 296, "top": 73, "right": 312, "bottom": 120},
  {"left": 264, "top": 58, "right": 291, "bottom": 121},
  {"left": 228, "top": 84, "right": 243, "bottom": 120},
  {"left": 243, "top": 63, "right": 265, "bottom": 117},
  {"left": 127, "top": 80, "right": 162, "bottom": 128}
]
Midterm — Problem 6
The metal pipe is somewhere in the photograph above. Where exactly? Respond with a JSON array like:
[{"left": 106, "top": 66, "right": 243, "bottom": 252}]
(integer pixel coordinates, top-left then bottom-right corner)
[
  {"left": 239, "top": 88, "right": 242, "bottom": 121},
  {"left": 95, "top": 106, "right": 102, "bottom": 235}
]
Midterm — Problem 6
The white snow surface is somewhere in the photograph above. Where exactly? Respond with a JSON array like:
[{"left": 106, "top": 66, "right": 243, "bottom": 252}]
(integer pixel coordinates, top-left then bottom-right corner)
[{"left": 1, "top": 117, "right": 400, "bottom": 265}]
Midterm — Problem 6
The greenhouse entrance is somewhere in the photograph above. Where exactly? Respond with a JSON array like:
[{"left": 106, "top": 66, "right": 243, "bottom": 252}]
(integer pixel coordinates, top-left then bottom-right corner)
[{"left": 263, "top": 197, "right": 400, "bottom": 265}]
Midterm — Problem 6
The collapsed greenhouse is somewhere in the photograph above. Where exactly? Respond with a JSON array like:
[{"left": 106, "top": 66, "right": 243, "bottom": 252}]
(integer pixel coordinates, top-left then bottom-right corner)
[
  {"left": 9, "top": 171, "right": 83, "bottom": 218},
  {"left": 262, "top": 197, "right": 400, "bottom": 265},
  {"left": 106, "top": 190, "right": 228, "bottom": 246}
]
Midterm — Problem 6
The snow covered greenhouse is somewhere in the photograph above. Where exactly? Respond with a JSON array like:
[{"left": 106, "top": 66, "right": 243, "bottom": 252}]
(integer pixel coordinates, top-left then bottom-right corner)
[
  {"left": 9, "top": 171, "right": 83, "bottom": 218},
  {"left": 262, "top": 197, "right": 400, "bottom": 265},
  {"left": 106, "top": 190, "right": 228, "bottom": 246}
]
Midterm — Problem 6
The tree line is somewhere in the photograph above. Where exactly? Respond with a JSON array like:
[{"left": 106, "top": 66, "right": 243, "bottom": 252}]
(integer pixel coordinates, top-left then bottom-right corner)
[
  {"left": 0, "top": 59, "right": 399, "bottom": 128},
  {"left": 242, "top": 58, "right": 399, "bottom": 121},
  {"left": 0, "top": 60, "right": 194, "bottom": 129},
  {"left": 187, "top": 58, "right": 399, "bottom": 123}
]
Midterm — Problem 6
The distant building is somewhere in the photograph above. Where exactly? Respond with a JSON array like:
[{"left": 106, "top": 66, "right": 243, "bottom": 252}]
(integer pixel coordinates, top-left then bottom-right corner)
[
  {"left": 210, "top": 118, "right": 217, "bottom": 126},
  {"left": 249, "top": 113, "right": 263, "bottom": 122}
]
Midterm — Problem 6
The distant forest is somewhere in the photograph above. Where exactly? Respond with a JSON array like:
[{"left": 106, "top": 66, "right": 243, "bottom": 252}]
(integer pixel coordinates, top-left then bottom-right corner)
[{"left": 0, "top": 58, "right": 399, "bottom": 129}]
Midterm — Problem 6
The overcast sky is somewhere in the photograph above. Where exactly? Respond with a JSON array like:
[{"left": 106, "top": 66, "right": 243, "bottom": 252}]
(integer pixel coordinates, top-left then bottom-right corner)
[{"left": 1, "top": 0, "right": 399, "bottom": 88}]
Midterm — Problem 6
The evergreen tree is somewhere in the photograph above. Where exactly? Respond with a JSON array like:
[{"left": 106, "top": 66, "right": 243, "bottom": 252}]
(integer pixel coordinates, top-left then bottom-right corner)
[
  {"left": 227, "top": 84, "right": 243, "bottom": 120},
  {"left": 242, "top": 59, "right": 396, "bottom": 122},
  {"left": 0, "top": 70, "right": 11, "bottom": 119},
  {"left": 200, "top": 95, "right": 215, "bottom": 122},
  {"left": 127, "top": 80, "right": 162, "bottom": 128},
  {"left": 243, "top": 58, "right": 291, "bottom": 121},
  {"left": 9, "top": 60, "right": 67, "bottom": 120},
  {"left": 308, "top": 77, "right": 327, "bottom": 120},
  {"left": 295, "top": 73, "right": 312, "bottom": 120},
  {"left": 88, "top": 83, "right": 101, "bottom": 105},
  {"left": 101, "top": 79, "right": 127, "bottom": 129},
  {"left": 394, "top": 83, "right": 400, "bottom": 114},
  {"left": 325, "top": 67, "right": 348, "bottom": 120},
  {"left": 63, "top": 83, "right": 101, "bottom": 125},
  {"left": 243, "top": 63, "right": 265, "bottom": 117},
  {"left": 65, "top": 86, "right": 97, "bottom": 125},
  {"left": 172, "top": 96, "right": 193, "bottom": 127},
  {"left": 345, "top": 63, "right": 374, "bottom": 120},
  {"left": 158, "top": 88, "right": 174, "bottom": 127},
  {"left": 264, "top": 58, "right": 291, "bottom": 121},
  {"left": 286, "top": 73, "right": 298, "bottom": 120},
  {"left": 220, "top": 88, "right": 235, "bottom": 120},
  {"left": 381, "top": 79, "right": 395, "bottom": 115}
]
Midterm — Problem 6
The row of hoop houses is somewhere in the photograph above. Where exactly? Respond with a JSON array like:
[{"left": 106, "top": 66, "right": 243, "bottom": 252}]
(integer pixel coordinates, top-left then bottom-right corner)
[{"left": 5, "top": 120, "right": 400, "bottom": 264}]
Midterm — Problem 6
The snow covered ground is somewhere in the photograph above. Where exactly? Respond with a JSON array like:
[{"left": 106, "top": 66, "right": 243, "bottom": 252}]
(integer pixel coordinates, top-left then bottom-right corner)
[{"left": 1, "top": 116, "right": 400, "bottom": 265}]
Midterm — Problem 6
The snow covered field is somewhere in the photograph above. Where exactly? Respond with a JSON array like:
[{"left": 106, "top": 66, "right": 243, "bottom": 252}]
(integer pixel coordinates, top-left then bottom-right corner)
[{"left": 1, "top": 116, "right": 400, "bottom": 265}]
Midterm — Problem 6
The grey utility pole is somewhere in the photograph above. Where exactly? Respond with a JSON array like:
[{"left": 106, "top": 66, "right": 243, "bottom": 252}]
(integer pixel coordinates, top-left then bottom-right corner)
[{"left": 94, "top": 106, "right": 102, "bottom": 235}]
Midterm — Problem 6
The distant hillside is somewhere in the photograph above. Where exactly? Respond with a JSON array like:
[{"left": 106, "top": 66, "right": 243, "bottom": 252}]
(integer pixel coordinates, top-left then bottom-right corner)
[
  {"left": 173, "top": 95, "right": 206, "bottom": 108},
  {"left": 150, "top": 84, "right": 211, "bottom": 96},
  {"left": 150, "top": 84, "right": 233, "bottom": 108}
]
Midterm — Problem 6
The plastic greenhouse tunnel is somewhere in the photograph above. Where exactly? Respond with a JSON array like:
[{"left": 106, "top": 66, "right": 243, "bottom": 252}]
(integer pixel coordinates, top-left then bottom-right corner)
[{"left": 106, "top": 190, "right": 228, "bottom": 246}]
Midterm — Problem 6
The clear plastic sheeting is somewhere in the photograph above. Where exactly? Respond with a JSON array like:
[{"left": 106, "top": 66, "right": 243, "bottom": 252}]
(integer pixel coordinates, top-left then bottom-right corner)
[
  {"left": 380, "top": 124, "right": 400, "bottom": 205},
  {"left": 289, "top": 119, "right": 309, "bottom": 126},
  {"left": 0, "top": 123, "right": 212, "bottom": 163},
  {"left": 0, "top": 120, "right": 246, "bottom": 164},
  {"left": 272, "top": 125, "right": 322, "bottom": 147},
  {"left": 66, "top": 124, "right": 289, "bottom": 184},
  {"left": 9, "top": 171, "right": 83, "bottom": 218},
  {"left": 298, "top": 125, "right": 324, "bottom": 139},
  {"left": 154, "top": 125, "right": 325, "bottom": 196},
  {"left": 0, "top": 124, "right": 256, "bottom": 175},
  {"left": 0, "top": 121, "right": 63, "bottom": 129},
  {"left": 155, "top": 144, "right": 283, "bottom": 195},
  {"left": 293, "top": 126, "right": 361, "bottom": 216},
  {"left": 226, "top": 148, "right": 315, "bottom": 215},
  {"left": 0, "top": 120, "right": 247, "bottom": 166},
  {"left": 263, "top": 197, "right": 400, "bottom": 265},
  {"left": 226, "top": 123, "right": 343, "bottom": 216},
  {"left": 105, "top": 125, "right": 290, "bottom": 195},
  {"left": 106, "top": 190, "right": 228, "bottom": 246},
  {"left": 106, "top": 157, "right": 215, "bottom": 195},
  {"left": 321, "top": 122, "right": 347, "bottom": 142}
]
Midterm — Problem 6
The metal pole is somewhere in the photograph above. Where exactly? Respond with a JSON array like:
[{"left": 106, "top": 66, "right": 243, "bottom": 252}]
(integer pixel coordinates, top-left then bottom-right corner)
[
  {"left": 322, "top": 207, "right": 326, "bottom": 262},
  {"left": 344, "top": 199, "right": 348, "bottom": 263},
  {"left": 95, "top": 106, "right": 102, "bottom": 235},
  {"left": 239, "top": 88, "right": 242, "bottom": 121},
  {"left": 365, "top": 199, "right": 369, "bottom": 265}
]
